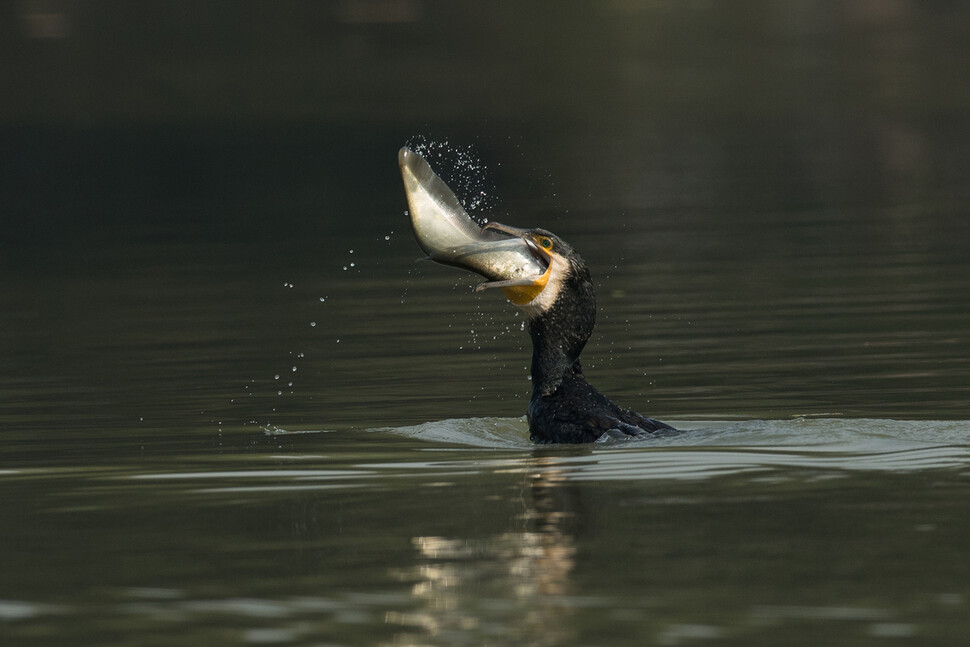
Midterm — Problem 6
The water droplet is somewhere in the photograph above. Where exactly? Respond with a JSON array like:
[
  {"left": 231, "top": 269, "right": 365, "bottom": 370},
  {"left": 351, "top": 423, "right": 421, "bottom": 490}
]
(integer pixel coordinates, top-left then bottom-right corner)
[
  {"left": 274, "top": 375, "right": 280, "bottom": 380},
  {"left": 310, "top": 322, "right": 317, "bottom": 327},
  {"left": 384, "top": 235, "right": 390, "bottom": 241},
  {"left": 319, "top": 297, "right": 327, "bottom": 302},
  {"left": 349, "top": 249, "right": 354, "bottom": 254},
  {"left": 349, "top": 262, "right": 355, "bottom": 268},
  {"left": 292, "top": 366, "right": 297, "bottom": 372}
]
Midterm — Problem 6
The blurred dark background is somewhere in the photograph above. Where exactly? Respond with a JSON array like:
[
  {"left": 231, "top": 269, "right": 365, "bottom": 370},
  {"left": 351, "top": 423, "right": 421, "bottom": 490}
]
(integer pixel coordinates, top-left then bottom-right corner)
[
  {"left": 6, "top": 1, "right": 970, "bottom": 235},
  {"left": 3, "top": 1, "right": 969, "bottom": 432}
]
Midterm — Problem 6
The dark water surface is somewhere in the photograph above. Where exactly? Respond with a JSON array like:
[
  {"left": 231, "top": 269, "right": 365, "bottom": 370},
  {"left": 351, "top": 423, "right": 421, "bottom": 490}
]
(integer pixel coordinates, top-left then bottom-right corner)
[
  {"left": 4, "top": 2, "right": 970, "bottom": 645},
  {"left": 3, "top": 421, "right": 970, "bottom": 645}
]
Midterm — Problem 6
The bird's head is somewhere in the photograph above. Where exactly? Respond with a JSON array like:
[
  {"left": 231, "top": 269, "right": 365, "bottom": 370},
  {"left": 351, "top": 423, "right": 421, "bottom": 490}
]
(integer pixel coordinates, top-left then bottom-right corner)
[{"left": 478, "top": 222, "right": 592, "bottom": 320}]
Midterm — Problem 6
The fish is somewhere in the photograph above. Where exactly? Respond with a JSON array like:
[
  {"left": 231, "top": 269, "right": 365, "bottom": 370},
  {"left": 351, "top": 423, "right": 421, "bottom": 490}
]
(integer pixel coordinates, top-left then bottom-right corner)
[{"left": 398, "top": 147, "right": 548, "bottom": 286}]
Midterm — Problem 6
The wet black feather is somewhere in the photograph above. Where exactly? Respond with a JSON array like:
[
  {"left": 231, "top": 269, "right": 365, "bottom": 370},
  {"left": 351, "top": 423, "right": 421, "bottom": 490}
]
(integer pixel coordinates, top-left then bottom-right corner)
[{"left": 522, "top": 230, "right": 674, "bottom": 443}]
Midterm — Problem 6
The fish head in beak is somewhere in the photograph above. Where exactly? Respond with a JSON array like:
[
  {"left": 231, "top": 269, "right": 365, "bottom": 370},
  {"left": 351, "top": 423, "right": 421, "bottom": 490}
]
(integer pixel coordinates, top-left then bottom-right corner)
[{"left": 478, "top": 222, "right": 560, "bottom": 306}]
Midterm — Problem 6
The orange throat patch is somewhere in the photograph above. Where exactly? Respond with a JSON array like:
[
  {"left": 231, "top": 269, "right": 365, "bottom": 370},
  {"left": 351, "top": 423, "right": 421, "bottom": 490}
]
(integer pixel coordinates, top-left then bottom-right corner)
[{"left": 501, "top": 264, "right": 552, "bottom": 306}]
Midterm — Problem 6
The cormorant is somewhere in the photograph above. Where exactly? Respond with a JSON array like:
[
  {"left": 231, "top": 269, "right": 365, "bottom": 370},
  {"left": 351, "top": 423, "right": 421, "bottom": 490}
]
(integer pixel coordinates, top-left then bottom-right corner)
[
  {"left": 479, "top": 222, "right": 675, "bottom": 443},
  {"left": 400, "top": 147, "right": 674, "bottom": 443}
]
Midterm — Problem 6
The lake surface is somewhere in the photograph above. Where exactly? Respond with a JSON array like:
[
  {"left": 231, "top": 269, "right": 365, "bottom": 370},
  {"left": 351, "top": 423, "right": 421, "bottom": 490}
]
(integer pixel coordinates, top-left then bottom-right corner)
[{"left": 3, "top": 3, "right": 970, "bottom": 645}]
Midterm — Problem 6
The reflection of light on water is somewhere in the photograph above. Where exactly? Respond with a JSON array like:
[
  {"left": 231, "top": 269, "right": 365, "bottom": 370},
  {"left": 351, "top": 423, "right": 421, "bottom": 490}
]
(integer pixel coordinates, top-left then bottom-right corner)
[
  {"left": 568, "top": 444, "right": 970, "bottom": 482},
  {"left": 386, "top": 461, "right": 578, "bottom": 646},
  {"left": 656, "top": 623, "right": 724, "bottom": 645},
  {"left": 381, "top": 418, "right": 970, "bottom": 480},
  {"left": 748, "top": 605, "right": 918, "bottom": 641},
  {"left": 0, "top": 599, "right": 67, "bottom": 621}
]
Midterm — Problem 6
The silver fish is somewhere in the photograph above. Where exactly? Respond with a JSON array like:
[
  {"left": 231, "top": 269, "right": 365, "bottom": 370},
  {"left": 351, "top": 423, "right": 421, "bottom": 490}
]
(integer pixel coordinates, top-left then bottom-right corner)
[{"left": 398, "top": 147, "right": 547, "bottom": 284}]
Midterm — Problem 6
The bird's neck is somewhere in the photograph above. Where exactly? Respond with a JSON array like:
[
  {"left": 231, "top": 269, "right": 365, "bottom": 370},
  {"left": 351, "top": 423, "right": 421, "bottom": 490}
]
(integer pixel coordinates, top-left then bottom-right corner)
[{"left": 527, "top": 273, "right": 596, "bottom": 397}]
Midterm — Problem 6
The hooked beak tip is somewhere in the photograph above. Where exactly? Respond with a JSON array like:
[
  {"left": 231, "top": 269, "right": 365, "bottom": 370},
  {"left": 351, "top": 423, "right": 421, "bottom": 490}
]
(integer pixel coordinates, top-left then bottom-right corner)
[{"left": 481, "top": 221, "right": 522, "bottom": 237}]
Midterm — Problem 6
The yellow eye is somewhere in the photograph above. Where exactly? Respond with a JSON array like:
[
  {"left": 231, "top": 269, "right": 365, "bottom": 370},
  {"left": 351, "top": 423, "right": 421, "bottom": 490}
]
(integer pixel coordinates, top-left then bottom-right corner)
[{"left": 538, "top": 237, "right": 553, "bottom": 250}]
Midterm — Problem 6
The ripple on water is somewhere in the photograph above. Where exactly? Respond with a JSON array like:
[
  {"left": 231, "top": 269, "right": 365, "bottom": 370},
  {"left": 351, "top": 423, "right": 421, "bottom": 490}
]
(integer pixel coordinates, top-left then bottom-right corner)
[
  {"left": 60, "top": 418, "right": 969, "bottom": 503},
  {"left": 371, "top": 417, "right": 970, "bottom": 481}
]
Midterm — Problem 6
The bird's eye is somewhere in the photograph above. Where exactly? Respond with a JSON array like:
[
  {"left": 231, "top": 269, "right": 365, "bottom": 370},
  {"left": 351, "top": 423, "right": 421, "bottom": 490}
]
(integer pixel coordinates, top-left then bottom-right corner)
[{"left": 539, "top": 237, "right": 553, "bottom": 250}]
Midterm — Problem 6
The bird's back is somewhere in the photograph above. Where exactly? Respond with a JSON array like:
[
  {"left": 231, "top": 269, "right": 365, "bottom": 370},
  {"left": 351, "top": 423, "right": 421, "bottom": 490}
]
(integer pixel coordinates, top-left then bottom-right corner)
[{"left": 527, "top": 372, "right": 674, "bottom": 443}]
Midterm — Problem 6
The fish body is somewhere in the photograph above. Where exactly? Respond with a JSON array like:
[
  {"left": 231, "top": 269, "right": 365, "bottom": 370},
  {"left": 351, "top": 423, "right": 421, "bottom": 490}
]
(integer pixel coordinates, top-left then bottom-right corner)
[{"left": 398, "top": 148, "right": 547, "bottom": 283}]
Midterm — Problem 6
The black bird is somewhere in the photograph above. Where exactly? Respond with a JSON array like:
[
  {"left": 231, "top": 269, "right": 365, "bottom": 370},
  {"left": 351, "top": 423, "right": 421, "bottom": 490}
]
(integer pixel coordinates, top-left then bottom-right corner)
[
  {"left": 399, "top": 147, "right": 674, "bottom": 443},
  {"left": 479, "top": 222, "right": 675, "bottom": 443}
]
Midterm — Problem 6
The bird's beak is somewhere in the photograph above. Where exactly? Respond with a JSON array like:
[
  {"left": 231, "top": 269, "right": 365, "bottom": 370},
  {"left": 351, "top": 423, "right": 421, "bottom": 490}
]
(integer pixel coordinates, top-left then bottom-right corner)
[{"left": 399, "top": 148, "right": 549, "bottom": 297}]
